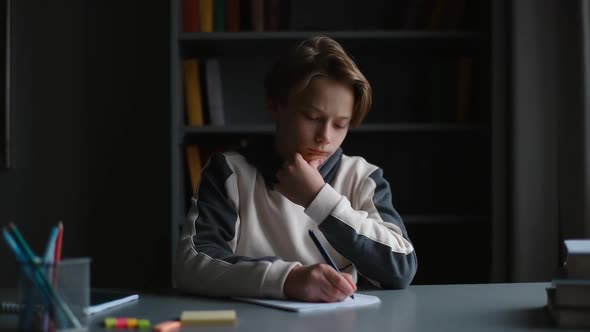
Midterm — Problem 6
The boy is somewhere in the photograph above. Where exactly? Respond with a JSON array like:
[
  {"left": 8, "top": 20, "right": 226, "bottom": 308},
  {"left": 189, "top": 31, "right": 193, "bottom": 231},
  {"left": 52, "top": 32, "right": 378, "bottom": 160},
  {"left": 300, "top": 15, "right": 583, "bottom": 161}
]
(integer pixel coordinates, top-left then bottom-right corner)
[{"left": 174, "top": 36, "right": 417, "bottom": 302}]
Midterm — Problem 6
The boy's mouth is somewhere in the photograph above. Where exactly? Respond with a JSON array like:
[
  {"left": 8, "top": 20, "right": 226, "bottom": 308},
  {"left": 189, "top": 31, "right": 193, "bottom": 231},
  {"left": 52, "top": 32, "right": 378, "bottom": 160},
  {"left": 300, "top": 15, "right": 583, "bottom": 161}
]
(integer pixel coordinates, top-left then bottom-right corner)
[{"left": 307, "top": 148, "right": 329, "bottom": 156}]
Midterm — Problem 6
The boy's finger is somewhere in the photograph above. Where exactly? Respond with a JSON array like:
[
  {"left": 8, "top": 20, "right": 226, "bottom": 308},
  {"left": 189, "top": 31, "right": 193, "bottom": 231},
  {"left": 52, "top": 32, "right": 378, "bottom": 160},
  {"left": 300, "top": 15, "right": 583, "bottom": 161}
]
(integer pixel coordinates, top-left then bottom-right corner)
[
  {"left": 319, "top": 284, "right": 346, "bottom": 302},
  {"left": 319, "top": 274, "right": 348, "bottom": 302},
  {"left": 324, "top": 268, "right": 354, "bottom": 296},
  {"left": 294, "top": 152, "right": 304, "bottom": 162},
  {"left": 308, "top": 158, "right": 323, "bottom": 169},
  {"left": 341, "top": 273, "right": 357, "bottom": 292}
]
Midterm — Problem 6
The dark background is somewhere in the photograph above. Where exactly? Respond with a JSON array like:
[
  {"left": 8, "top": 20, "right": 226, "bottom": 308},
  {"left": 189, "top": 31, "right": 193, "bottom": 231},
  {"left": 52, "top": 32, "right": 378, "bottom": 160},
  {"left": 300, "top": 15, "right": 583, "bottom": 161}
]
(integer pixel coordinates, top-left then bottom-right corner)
[
  {"left": 0, "top": 0, "right": 7, "bottom": 168},
  {"left": 0, "top": 1, "right": 170, "bottom": 290}
]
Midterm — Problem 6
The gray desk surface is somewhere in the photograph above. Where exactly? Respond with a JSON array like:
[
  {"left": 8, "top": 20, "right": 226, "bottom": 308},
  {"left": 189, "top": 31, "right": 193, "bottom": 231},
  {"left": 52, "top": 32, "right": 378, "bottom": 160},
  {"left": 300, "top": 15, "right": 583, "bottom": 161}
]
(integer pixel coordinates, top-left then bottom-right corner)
[{"left": 1, "top": 282, "right": 569, "bottom": 331}]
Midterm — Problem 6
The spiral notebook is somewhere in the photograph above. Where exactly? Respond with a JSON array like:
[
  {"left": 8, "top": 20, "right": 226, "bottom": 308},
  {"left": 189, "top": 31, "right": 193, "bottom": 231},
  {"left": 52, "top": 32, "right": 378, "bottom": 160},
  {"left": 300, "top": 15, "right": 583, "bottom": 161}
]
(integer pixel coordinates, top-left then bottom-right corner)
[{"left": 234, "top": 293, "right": 380, "bottom": 312}]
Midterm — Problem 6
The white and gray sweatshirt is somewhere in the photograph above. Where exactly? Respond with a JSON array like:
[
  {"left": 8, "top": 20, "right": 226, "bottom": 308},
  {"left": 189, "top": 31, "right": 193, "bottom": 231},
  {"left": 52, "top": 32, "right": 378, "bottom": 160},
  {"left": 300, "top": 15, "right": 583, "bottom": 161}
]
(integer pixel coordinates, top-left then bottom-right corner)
[{"left": 174, "top": 143, "right": 417, "bottom": 299}]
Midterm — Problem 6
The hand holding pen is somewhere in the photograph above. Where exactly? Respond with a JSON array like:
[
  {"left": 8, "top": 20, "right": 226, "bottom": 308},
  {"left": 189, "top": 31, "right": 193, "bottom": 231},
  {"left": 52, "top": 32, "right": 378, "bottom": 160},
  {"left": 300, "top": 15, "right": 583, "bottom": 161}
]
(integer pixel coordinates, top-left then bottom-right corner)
[
  {"left": 282, "top": 230, "right": 356, "bottom": 302},
  {"left": 308, "top": 230, "right": 355, "bottom": 300}
]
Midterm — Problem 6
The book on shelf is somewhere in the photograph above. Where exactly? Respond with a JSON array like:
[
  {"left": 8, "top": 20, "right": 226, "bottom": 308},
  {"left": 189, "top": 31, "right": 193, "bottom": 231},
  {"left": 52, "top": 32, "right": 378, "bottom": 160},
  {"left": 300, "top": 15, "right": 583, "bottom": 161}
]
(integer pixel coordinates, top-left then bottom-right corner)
[
  {"left": 564, "top": 239, "right": 590, "bottom": 278},
  {"left": 186, "top": 145, "right": 202, "bottom": 194},
  {"left": 545, "top": 286, "right": 590, "bottom": 329},
  {"left": 183, "top": 0, "right": 200, "bottom": 32},
  {"left": 180, "top": 0, "right": 470, "bottom": 33},
  {"left": 183, "top": 59, "right": 204, "bottom": 126},
  {"left": 239, "top": 0, "right": 252, "bottom": 31},
  {"left": 200, "top": 0, "right": 214, "bottom": 32},
  {"left": 214, "top": 0, "right": 226, "bottom": 32},
  {"left": 185, "top": 145, "right": 226, "bottom": 196},
  {"left": 265, "top": 0, "right": 280, "bottom": 31},
  {"left": 226, "top": 0, "right": 241, "bottom": 32},
  {"left": 179, "top": 0, "right": 293, "bottom": 33},
  {"left": 251, "top": 0, "right": 265, "bottom": 32},
  {"left": 263, "top": 0, "right": 290, "bottom": 31},
  {"left": 204, "top": 58, "right": 225, "bottom": 126}
]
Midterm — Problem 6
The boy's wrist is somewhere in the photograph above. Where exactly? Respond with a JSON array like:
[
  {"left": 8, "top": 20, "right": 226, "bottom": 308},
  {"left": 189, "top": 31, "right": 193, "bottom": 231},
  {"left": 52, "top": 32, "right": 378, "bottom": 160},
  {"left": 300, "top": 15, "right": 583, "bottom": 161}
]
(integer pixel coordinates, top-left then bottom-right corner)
[
  {"left": 303, "top": 182, "right": 326, "bottom": 208},
  {"left": 304, "top": 184, "right": 342, "bottom": 222}
]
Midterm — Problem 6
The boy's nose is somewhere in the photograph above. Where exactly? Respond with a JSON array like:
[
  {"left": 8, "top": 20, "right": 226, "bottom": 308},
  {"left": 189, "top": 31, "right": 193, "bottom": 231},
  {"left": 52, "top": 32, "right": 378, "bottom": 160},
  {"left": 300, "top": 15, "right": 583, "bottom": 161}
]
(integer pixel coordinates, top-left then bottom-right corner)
[{"left": 315, "top": 125, "right": 331, "bottom": 144}]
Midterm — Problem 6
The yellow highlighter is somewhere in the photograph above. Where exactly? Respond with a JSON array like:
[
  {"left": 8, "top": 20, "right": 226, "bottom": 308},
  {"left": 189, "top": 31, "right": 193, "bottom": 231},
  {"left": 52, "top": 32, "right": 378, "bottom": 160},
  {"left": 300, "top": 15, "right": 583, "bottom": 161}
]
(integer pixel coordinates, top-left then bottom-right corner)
[{"left": 180, "top": 310, "right": 237, "bottom": 326}]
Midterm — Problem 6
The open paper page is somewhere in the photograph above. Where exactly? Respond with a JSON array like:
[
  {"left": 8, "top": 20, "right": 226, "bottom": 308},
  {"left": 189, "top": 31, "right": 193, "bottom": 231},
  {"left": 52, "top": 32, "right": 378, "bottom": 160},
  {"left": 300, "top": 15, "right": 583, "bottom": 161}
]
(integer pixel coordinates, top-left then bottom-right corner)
[{"left": 234, "top": 293, "right": 380, "bottom": 312}]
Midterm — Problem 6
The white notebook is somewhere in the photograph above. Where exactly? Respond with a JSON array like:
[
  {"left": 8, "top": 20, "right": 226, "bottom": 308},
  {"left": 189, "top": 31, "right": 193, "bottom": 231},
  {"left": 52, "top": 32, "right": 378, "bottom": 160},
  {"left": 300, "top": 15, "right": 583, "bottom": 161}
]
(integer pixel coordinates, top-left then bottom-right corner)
[{"left": 234, "top": 293, "right": 380, "bottom": 313}]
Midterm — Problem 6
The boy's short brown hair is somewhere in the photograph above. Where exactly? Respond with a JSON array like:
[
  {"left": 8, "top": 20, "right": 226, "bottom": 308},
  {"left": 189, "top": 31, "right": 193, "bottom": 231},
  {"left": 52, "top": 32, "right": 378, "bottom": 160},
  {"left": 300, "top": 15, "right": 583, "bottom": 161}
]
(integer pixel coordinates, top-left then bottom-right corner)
[{"left": 264, "top": 36, "right": 372, "bottom": 128}]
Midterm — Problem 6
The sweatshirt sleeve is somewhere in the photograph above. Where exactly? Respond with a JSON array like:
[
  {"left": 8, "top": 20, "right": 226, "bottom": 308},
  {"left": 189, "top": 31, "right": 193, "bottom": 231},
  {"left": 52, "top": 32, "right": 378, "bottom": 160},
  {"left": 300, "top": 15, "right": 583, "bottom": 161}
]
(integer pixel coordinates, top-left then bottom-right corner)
[
  {"left": 173, "top": 153, "right": 300, "bottom": 299},
  {"left": 304, "top": 167, "right": 417, "bottom": 289}
]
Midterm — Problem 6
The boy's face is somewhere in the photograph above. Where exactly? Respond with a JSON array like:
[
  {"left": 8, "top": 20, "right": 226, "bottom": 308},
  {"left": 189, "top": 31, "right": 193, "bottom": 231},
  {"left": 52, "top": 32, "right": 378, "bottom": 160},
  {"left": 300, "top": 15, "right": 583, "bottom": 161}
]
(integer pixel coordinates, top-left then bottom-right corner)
[{"left": 271, "top": 76, "right": 354, "bottom": 164}]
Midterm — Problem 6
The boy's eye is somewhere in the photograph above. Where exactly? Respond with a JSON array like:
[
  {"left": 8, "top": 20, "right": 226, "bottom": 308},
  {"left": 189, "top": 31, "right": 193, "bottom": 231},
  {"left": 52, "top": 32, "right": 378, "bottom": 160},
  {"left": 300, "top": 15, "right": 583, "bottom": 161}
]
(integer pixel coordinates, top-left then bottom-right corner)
[
  {"left": 305, "top": 114, "right": 320, "bottom": 121},
  {"left": 334, "top": 122, "right": 349, "bottom": 129}
]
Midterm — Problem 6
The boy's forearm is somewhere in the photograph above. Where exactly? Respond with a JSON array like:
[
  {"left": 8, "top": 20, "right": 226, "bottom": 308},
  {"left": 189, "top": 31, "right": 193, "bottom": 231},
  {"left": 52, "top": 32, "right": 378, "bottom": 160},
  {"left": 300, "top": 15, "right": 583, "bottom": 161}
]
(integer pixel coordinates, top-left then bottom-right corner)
[
  {"left": 174, "top": 235, "right": 300, "bottom": 298},
  {"left": 304, "top": 178, "right": 417, "bottom": 288},
  {"left": 318, "top": 215, "right": 417, "bottom": 288}
]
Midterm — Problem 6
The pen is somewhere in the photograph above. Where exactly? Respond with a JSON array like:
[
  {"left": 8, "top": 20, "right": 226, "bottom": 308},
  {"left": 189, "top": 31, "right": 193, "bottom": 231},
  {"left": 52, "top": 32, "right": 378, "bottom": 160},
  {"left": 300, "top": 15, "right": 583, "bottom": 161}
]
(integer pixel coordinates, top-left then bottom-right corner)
[
  {"left": 42, "top": 224, "right": 59, "bottom": 331},
  {"left": 53, "top": 222, "right": 63, "bottom": 283},
  {"left": 308, "top": 230, "right": 354, "bottom": 300}
]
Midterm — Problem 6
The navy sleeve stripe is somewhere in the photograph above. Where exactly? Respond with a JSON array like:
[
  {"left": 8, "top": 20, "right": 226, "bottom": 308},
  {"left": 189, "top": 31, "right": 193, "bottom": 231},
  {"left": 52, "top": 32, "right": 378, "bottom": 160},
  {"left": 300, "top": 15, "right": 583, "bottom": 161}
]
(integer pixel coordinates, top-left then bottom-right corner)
[
  {"left": 320, "top": 216, "right": 417, "bottom": 289},
  {"left": 368, "top": 169, "right": 412, "bottom": 240}
]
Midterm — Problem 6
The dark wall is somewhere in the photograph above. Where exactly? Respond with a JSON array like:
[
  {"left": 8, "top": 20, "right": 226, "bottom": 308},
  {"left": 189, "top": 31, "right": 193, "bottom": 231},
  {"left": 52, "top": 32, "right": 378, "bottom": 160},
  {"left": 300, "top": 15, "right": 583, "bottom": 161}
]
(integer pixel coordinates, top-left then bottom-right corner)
[
  {"left": 83, "top": 1, "right": 170, "bottom": 290},
  {"left": 0, "top": 0, "right": 36, "bottom": 287},
  {"left": 0, "top": 1, "right": 170, "bottom": 290}
]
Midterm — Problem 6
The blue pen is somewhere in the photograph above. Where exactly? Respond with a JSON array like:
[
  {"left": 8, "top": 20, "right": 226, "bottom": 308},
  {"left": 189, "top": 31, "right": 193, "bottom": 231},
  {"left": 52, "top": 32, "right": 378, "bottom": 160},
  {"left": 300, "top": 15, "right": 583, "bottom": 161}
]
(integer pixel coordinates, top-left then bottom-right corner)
[
  {"left": 43, "top": 226, "right": 59, "bottom": 264},
  {"left": 308, "top": 230, "right": 355, "bottom": 300},
  {"left": 42, "top": 225, "right": 59, "bottom": 331},
  {"left": 1, "top": 227, "right": 44, "bottom": 330}
]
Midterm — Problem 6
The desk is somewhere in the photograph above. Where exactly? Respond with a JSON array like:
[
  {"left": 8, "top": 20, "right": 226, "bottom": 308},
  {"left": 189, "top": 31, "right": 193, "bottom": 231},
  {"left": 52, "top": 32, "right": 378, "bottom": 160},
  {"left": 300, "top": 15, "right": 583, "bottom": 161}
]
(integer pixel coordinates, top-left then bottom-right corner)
[{"left": 2, "top": 283, "right": 562, "bottom": 331}]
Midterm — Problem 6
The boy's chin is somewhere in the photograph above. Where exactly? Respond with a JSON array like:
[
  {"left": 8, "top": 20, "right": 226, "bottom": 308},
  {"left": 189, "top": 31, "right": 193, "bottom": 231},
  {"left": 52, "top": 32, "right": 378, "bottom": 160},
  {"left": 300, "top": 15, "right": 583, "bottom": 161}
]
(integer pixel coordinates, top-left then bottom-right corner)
[{"left": 303, "top": 155, "right": 328, "bottom": 164}]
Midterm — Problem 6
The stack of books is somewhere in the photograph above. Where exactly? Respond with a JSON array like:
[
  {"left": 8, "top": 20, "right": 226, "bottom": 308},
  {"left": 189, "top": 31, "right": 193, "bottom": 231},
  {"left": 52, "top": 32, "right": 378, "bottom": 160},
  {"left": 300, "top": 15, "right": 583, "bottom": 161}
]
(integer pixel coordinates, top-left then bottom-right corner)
[{"left": 546, "top": 239, "right": 590, "bottom": 329}]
